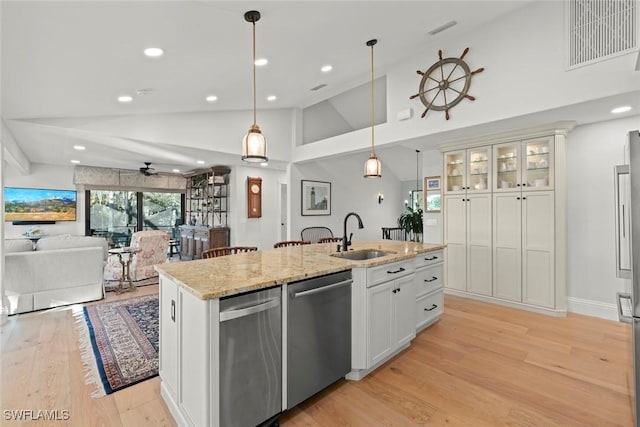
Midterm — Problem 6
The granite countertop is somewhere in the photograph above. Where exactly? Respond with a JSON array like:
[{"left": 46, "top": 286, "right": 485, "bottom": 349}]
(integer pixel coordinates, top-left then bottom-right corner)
[{"left": 155, "top": 240, "right": 446, "bottom": 300}]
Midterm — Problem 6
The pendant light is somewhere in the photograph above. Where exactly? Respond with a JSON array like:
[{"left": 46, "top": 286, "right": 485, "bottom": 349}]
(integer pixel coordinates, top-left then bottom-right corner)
[
  {"left": 364, "top": 39, "right": 381, "bottom": 178},
  {"left": 242, "top": 10, "right": 268, "bottom": 163}
]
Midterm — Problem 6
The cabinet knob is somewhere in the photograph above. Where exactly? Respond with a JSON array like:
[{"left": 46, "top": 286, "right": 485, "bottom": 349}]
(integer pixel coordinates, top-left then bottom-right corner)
[
  {"left": 522, "top": 183, "right": 527, "bottom": 186},
  {"left": 516, "top": 183, "right": 521, "bottom": 187},
  {"left": 522, "top": 197, "right": 527, "bottom": 200},
  {"left": 516, "top": 197, "right": 521, "bottom": 200}
]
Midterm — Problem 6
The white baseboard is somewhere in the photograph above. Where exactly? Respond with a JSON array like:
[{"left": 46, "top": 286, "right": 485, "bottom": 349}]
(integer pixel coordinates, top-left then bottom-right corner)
[
  {"left": 566, "top": 297, "right": 619, "bottom": 321},
  {"left": 444, "top": 289, "right": 566, "bottom": 317}
]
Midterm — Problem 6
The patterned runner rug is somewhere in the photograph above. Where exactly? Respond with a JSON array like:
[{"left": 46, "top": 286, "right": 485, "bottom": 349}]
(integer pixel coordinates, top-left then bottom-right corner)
[{"left": 76, "top": 294, "right": 159, "bottom": 397}]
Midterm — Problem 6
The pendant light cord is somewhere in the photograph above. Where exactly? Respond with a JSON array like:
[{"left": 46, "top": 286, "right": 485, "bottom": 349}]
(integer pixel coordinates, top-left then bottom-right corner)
[
  {"left": 252, "top": 21, "right": 257, "bottom": 126},
  {"left": 370, "top": 43, "right": 375, "bottom": 155}
]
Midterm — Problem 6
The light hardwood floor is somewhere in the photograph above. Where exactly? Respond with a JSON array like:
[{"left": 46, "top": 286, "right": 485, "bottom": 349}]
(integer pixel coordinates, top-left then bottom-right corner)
[{"left": 1, "top": 291, "right": 633, "bottom": 426}]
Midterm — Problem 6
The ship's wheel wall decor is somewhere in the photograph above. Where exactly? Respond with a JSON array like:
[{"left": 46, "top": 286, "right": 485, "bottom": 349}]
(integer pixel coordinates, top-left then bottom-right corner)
[{"left": 410, "top": 47, "right": 484, "bottom": 120}]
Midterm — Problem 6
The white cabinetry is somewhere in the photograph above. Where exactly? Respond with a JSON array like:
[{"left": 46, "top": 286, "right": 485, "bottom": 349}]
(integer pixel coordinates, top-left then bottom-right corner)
[
  {"left": 159, "top": 275, "right": 219, "bottom": 427},
  {"left": 441, "top": 124, "right": 570, "bottom": 316},
  {"left": 444, "top": 194, "right": 492, "bottom": 295},
  {"left": 349, "top": 258, "right": 418, "bottom": 380},
  {"left": 444, "top": 146, "right": 492, "bottom": 194},
  {"left": 366, "top": 274, "right": 414, "bottom": 367},
  {"left": 414, "top": 250, "right": 444, "bottom": 331},
  {"left": 493, "top": 191, "right": 555, "bottom": 307}
]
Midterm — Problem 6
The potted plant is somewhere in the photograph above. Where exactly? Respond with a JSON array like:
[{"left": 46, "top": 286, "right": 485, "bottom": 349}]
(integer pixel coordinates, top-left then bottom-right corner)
[{"left": 397, "top": 206, "right": 423, "bottom": 242}]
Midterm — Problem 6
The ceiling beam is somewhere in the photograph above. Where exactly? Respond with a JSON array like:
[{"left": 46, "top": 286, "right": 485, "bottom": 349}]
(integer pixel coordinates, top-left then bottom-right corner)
[{"left": 1, "top": 120, "right": 30, "bottom": 175}]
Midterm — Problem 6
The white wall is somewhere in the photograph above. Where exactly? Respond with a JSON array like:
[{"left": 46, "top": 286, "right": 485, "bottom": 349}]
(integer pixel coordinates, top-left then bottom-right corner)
[
  {"left": 293, "top": 1, "right": 639, "bottom": 163},
  {"left": 229, "top": 165, "right": 287, "bottom": 250},
  {"left": 422, "top": 148, "right": 443, "bottom": 244},
  {"left": 3, "top": 162, "right": 84, "bottom": 238},
  {"left": 566, "top": 116, "right": 639, "bottom": 318},
  {"left": 290, "top": 152, "right": 404, "bottom": 242}
]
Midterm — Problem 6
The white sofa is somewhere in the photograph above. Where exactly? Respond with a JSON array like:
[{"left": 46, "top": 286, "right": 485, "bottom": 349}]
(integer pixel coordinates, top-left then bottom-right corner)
[{"left": 4, "top": 235, "right": 109, "bottom": 315}]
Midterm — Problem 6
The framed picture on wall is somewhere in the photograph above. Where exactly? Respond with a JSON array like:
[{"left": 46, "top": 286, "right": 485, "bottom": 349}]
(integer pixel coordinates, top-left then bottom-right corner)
[
  {"left": 426, "top": 176, "right": 441, "bottom": 191},
  {"left": 301, "top": 180, "right": 331, "bottom": 216}
]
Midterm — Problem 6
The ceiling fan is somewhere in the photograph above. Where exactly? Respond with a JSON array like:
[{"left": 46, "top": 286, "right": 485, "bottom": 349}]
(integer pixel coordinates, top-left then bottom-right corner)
[{"left": 139, "top": 162, "right": 159, "bottom": 176}]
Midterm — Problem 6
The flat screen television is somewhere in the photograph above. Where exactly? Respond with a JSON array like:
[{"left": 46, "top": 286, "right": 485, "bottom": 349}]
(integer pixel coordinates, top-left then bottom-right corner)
[{"left": 4, "top": 187, "right": 77, "bottom": 222}]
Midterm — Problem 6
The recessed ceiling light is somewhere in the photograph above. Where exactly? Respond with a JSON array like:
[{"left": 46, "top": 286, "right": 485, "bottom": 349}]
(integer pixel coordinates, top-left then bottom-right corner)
[
  {"left": 267, "top": 95, "right": 277, "bottom": 102},
  {"left": 321, "top": 65, "right": 333, "bottom": 73},
  {"left": 172, "top": 169, "right": 180, "bottom": 173},
  {"left": 254, "top": 58, "right": 268, "bottom": 66},
  {"left": 197, "top": 160, "right": 205, "bottom": 165},
  {"left": 117, "top": 95, "right": 133, "bottom": 103},
  {"left": 206, "top": 95, "right": 218, "bottom": 103},
  {"left": 70, "top": 160, "right": 80, "bottom": 164},
  {"left": 73, "top": 145, "right": 86, "bottom": 151},
  {"left": 611, "top": 105, "right": 632, "bottom": 114},
  {"left": 144, "top": 47, "right": 164, "bottom": 57}
]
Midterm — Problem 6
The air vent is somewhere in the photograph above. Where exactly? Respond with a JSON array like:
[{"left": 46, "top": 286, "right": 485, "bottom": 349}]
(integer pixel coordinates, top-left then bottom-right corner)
[
  {"left": 310, "top": 84, "right": 327, "bottom": 91},
  {"left": 568, "top": 0, "right": 638, "bottom": 68}
]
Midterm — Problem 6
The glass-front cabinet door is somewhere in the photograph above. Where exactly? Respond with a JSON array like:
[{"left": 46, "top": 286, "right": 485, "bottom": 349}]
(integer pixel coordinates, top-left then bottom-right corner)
[
  {"left": 493, "top": 142, "right": 521, "bottom": 192},
  {"left": 467, "top": 147, "right": 491, "bottom": 193},
  {"left": 444, "top": 150, "right": 466, "bottom": 194},
  {"left": 522, "top": 136, "right": 554, "bottom": 191}
]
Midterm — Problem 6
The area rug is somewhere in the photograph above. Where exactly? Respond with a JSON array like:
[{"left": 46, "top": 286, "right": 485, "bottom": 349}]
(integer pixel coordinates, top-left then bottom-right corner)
[{"left": 76, "top": 294, "right": 159, "bottom": 397}]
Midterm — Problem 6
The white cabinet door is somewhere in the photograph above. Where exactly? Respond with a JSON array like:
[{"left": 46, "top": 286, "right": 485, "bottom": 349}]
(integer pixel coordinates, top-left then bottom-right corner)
[
  {"left": 522, "top": 191, "right": 555, "bottom": 308},
  {"left": 466, "top": 194, "right": 492, "bottom": 296},
  {"left": 444, "top": 195, "right": 467, "bottom": 291},
  {"left": 493, "top": 193, "right": 522, "bottom": 302},
  {"left": 522, "top": 136, "right": 554, "bottom": 191},
  {"left": 159, "top": 277, "right": 179, "bottom": 399},
  {"left": 367, "top": 281, "right": 394, "bottom": 367},
  {"left": 394, "top": 275, "right": 416, "bottom": 348},
  {"left": 444, "top": 150, "right": 467, "bottom": 194}
]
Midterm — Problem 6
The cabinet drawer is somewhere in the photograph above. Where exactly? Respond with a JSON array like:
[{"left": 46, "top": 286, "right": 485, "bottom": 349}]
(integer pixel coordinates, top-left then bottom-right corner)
[
  {"left": 366, "top": 259, "right": 415, "bottom": 287},
  {"left": 415, "top": 250, "right": 444, "bottom": 269},
  {"left": 416, "top": 290, "right": 443, "bottom": 330},
  {"left": 415, "top": 264, "right": 443, "bottom": 297}
]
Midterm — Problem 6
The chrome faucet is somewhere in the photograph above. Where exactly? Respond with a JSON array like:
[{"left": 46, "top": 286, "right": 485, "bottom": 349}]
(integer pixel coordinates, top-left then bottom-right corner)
[{"left": 342, "top": 212, "right": 364, "bottom": 251}]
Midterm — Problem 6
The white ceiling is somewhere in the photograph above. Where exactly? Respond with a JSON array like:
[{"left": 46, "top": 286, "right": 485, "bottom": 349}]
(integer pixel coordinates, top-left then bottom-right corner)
[
  {"left": 1, "top": 1, "right": 638, "bottom": 179},
  {"left": 1, "top": 1, "right": 533, "bottom": 119}
]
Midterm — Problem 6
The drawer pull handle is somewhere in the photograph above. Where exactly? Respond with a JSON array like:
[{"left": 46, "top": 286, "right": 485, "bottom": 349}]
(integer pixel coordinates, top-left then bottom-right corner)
[
  {"left": 424, "top": 304, "right": 438, "bottom": 312},
  {"left": 387, "top": 267, "right": 406, "bottom": 274},
  {"left": 171, "top": 299, "right": 176, "bottom": 322},
  {"left": 424, "top": 276, "right": 438, "bottom": 282},
  {"left": 424, "top": 256, "right": 438, "bottom": 261}
]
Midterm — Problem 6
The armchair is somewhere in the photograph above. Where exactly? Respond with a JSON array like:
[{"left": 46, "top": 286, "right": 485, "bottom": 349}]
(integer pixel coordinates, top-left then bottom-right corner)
[{"left": 103, "top": 230, "right": 169, "bottom": 288}]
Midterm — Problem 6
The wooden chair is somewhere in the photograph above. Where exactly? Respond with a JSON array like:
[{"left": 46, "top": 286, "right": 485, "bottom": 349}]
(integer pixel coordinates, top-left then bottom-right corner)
[
  {"left": 318, "top": 237, "right": 343, "bottom": 244},
  {"left": 273, "top": 240, "right": 311, "bottom": 248},
  {"left": 202, "top": 246, "right": 258, "bottom": 259},
  {"left": 382, "top": 227, "right": 407, "bottom": 241},
  {"left": 300, "top": 226, "right": 334, "bottom": 244}
]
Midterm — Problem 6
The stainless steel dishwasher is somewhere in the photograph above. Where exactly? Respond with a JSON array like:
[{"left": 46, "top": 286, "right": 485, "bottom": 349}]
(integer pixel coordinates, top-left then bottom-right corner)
[
  {"left": 287, "top": 270, "right": 352, "bottom": 409},
  {"left": 219, "top": 287, "right": 281, "bottom": 427}
]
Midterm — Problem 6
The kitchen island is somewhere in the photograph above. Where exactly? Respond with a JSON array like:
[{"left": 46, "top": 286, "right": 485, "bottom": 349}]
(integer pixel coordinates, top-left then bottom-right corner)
[{"left": 156, "top": 240, "right": 445, "bottom": 427}]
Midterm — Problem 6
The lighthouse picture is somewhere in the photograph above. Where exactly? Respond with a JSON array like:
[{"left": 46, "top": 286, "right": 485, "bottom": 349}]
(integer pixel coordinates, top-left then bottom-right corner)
[{"left": 301, "top": 180, "right": 331, "bottom": 216}]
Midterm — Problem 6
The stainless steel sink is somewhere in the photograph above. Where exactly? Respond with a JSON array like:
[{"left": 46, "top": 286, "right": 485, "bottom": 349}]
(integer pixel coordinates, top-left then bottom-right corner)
[{"left": 331, "top": 250, "right": 393, "bottom": 260}]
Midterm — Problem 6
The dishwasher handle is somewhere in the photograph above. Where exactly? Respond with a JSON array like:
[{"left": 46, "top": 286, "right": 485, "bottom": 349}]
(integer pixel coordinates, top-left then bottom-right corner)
[
  {"left": 292, "top": 279, "right": 353, "bottom": 299},
  {"left": 219, "top": 297, "right": 280, "bottom": 322}
]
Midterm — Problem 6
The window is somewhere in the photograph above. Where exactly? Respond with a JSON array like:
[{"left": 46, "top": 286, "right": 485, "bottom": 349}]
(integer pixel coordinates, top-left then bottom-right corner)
[{"left": 87, "top": 190, "right": 183, "bottom": 247}]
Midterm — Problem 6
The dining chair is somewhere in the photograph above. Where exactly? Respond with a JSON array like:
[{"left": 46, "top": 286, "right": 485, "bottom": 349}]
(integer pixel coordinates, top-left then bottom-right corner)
[
  {"left": 381, "top": 227, "right": 407, "bottom": 241},
  {"left": 300, "top": 227, "right": 334, "bottom": 244},
  {"left": 202, "top": 246, "right": 258, "bottom": 259},
  {"left": 318, "top": 237, "right": 343, "bottom": 244},
  {"left": 273, "top": 240, "right": 311, "bottom": 248}
]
